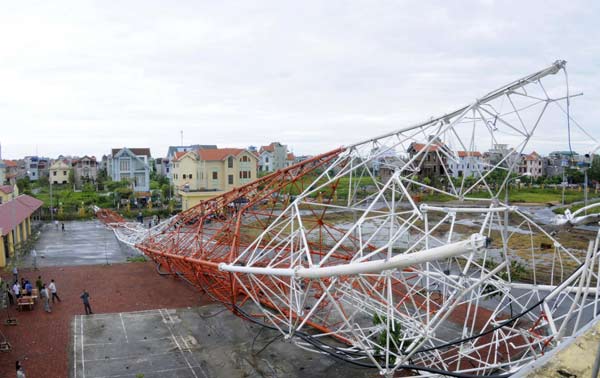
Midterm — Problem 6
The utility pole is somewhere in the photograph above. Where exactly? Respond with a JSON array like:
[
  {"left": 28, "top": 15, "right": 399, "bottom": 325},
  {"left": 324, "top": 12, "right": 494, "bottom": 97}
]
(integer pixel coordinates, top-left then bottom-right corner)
[
  {"left": 49, "top": 178, "right": 54, "bottom": 223},
  {"left": 180, "top": 130, "right": 183, "bottom": 146}
]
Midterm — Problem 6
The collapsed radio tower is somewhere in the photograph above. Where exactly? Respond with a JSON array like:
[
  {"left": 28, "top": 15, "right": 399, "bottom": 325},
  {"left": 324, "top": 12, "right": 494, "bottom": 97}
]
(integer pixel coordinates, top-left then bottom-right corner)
[{"left": 97, "top": 60, "right": 600, "bottom": 377}]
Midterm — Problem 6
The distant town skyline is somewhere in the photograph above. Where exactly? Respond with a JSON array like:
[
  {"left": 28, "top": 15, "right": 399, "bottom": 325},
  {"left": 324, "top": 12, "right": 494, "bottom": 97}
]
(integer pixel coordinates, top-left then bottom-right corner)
[{"left": 1, "top": 1, "right": 599, "bottom": 159}]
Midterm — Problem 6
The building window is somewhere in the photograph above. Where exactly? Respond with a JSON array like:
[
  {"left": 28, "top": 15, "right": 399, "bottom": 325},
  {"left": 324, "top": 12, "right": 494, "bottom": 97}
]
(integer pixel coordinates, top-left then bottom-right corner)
[
  {"left": 228, "top": 157, "right": 234, "bottom": 168},
  {"left": 212, "top": 171, "right": 218, "bottom": 180},
  {"left": 239, "top": 171, "right": 251, "bottom": 179},
  {"left": 183, "top": 174, "right": 186, "bottom": 179},
  {"left": 120, "top": 159, "right": 130, "bottom": 171},
  {"left": 188, "top": 174, "right": 192, "bottom": 179},
  {"left": 228, "top": 175, "right": 233, "bottom": 185},
  {"left": 241, "top": 156, "right": 250, "bottom": 162},
  {"left": 63, "top": 171, "right": 67, "bottom": 175},
  {"left": 53, "top": 171, "right": 57, "bottom": 176}
]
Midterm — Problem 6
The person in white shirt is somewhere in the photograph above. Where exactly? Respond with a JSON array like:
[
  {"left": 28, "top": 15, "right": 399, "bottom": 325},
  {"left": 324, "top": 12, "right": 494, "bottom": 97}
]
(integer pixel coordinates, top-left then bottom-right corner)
[
  {"left": 12, "top": 282, "right": 20, "bottom": 299},
  {"left": 48, "top": 279, "right": 61, "bottom": 303}
]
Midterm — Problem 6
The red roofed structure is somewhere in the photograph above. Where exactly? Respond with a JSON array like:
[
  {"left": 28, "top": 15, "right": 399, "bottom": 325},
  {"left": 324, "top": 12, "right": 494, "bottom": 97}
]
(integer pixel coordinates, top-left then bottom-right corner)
[
  {"left": 0, "top": 194, "right": 43, "bottom": 267},
  {"left": 198, "top": 148, "right": 245, "bottom": 161}
]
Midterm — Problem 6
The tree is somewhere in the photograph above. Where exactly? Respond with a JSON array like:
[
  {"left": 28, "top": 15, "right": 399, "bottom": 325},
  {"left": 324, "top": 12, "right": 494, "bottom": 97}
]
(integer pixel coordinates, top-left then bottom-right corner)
[
  {"left": 588, "top": 155, "right": 600, "bottom": 182},
  {"left": 17, "top": 177, "right": 31, "bottom": 194}
]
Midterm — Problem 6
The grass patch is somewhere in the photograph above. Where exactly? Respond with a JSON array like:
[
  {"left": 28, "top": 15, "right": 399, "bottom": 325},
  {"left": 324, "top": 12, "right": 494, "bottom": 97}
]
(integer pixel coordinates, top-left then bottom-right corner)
[{"left": 126, "top": 256, "right": 147, "bottom": 263}]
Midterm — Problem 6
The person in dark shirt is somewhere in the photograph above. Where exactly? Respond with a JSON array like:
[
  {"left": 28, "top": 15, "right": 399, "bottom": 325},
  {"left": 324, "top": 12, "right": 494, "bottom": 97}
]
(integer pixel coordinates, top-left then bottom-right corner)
[{"left": 80, "top": 289, "right": 93, "bottom": 315}]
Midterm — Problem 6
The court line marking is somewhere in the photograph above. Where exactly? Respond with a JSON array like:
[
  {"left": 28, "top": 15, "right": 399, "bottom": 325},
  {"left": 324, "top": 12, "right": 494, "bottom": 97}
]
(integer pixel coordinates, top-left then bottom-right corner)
[
  {"left": 119, "top": 313, "right": 128, "bottom": 343},
  {"left": 159, "top": 308, "right": 202, "bottom": 378},
  {"left": 80, "top": 315, "right": 86, "bottom": 378},
  {"left": 73, "top": 316, "right": 77, "bottom": 378},
  {"left": 83, "top": 350, "right": 181, "bottom": 362},
  {"left": 84, "top": 336, "right": 172, "bottom": 347},
  {"left": 92, "top": 366, "right": 207, "bottom": 378}
]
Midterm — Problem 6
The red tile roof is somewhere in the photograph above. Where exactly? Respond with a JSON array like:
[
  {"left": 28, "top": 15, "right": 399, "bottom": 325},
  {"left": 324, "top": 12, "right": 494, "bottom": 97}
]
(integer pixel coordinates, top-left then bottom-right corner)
[
  {"left": 286, "top": 153, "right": 295, "bottom": 160},
  {"left": 173, "top": 151, "right": 193, "bottom": 161},
  {"left": 198, "top": 148, "right": 245, "bottom": 161},
  {"left": 524, "top": 151, "right": 541, "bottom": 161},
  {"left": 0, "top": 195, "right": 43, "bottom": 236},
  {"left": 409, "top": 143, "right": 442, "bottom": 152},
  {"left": 457, "top": 151, "right": 482, "bottom": 158},
  {"left": 259, "top": 142, "right": 285, "bottom": 154},
  {"left": 0, "top": 185, "right": 14, "bottom": 194},
  {"left": 3, "top": 160, "right": 17, "bottom": 168}
]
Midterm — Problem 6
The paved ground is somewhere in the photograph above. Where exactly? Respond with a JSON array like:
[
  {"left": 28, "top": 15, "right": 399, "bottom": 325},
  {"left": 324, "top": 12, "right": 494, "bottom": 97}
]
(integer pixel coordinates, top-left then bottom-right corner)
[
  {"left": 0, "top": 222, "right": 377, "bottom": 378},
  {"left": 21, "top": 220, "right": 139, "bottom": 267},
  {"left": 72, "top": 306, "right": 373, "bottom": 378},
  {"left": 0, "top": 263, "right": 208, "bottom": 378}
]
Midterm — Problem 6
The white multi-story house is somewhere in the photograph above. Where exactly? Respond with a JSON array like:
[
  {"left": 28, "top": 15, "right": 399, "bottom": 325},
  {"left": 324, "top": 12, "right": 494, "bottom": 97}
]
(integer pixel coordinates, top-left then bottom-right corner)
[
  {"left": 448, "top": 151, "right": 484, "bottom": 178},
  {"left": 108, "top": 148, "right": 151, "bottom": 193},
  {"left": 49, "top": 160, "right": 71, "bottom": 184},
  {"left": 259, "top": 142, "right": 289, "bottom": 172},
  {"left": 523, "top": 151, "right": 545, "bottom": 178},
  {"left": 72, "top": 156, "right": 98, "bottom": 185}
]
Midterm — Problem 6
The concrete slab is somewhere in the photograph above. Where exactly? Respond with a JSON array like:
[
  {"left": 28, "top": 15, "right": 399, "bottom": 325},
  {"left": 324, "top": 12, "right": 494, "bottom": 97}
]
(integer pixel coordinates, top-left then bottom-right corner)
[
  {"left": 71, "top": 306, "right": 375, "bottom": 378},
  {"left": 24, "top": 220, "right": 139, "bottom": 267}
]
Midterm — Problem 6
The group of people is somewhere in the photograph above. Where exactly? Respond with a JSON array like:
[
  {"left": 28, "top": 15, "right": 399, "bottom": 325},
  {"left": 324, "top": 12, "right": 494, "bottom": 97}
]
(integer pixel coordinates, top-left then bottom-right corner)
[{"left": 5, "top": 272, "right": 61, "bottom": 313}]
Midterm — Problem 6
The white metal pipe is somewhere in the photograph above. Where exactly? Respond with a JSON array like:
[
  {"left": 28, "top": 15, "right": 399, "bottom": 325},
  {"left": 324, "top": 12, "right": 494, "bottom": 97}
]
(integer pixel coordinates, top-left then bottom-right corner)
[
  {"left": 420, "top": 204, "right": 516, "bottom": 214},
  {"left": 220, "top": 233, "right": 486, "bottom": 278}
]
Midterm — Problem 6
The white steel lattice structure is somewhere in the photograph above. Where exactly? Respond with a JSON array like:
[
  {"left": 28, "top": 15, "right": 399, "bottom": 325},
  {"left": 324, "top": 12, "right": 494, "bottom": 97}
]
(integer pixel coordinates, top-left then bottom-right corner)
[{"left": 98, "top": 60, "right": 600, "bottom": 377}]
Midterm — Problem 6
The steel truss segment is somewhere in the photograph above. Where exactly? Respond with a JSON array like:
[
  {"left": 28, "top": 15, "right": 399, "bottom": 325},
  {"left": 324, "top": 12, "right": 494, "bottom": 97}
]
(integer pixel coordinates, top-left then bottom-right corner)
[{"left": 93, "top": 60, "right": 600, "bottom": 377}]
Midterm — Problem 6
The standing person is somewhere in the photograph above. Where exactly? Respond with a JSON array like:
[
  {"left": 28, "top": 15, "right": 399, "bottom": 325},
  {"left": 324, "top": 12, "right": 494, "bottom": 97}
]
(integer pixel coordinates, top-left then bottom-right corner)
[
  {"left": 12, "top": 282, "right": 20, "bottom": 299},
  {"left": 5, "top": 282, "right": 14, "bottom": 305},
  {"left": 35, "top": 276, "right": 43, "bottom": 295},
  {"left": 40, "top": 284, "right": 51, "bottom": 313},
  {"left": 48, "top": 279, "right": 61, "bottom": 303},
  {"left": 31, "top": 248, "right": 38, "bottom": 270},
  {"left": 16, "top": 360, "right": 25, "bottom": 378},
  {"left": 80, "top": 289, "right": 93, "bottom": 315},
  {"left": 12, "top": 266, "right": 18, "bottom": 283},
  {"left": 61, "top": 222, "right": 65, "bottom": 232},
  {"left": 54, "top": 219, "right": 59, "bottom": 230}
]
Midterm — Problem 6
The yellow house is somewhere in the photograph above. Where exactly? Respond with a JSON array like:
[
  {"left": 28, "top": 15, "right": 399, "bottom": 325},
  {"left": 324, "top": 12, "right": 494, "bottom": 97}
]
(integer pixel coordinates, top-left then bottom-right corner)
[
  {"left": 50, "top": 160, "right": 71, "bottom": 184},
  {"left": 0, "top": 184, "right": 18, "bottom": 204},
  {"left": 173, "top": 148, "right": 259, "bottom": 210},
  {"left": 0, "top": 194, "right": 43, "bottom": 267}
]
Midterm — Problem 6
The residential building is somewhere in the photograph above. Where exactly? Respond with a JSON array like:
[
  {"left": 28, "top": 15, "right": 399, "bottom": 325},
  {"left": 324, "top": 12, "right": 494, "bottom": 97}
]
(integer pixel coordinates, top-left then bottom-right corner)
[
  {"left": 166, "top": 145, "right": 217, "bottom": 181},
  {"left": 259, "top": 142, "right": 289, "bottom": 172},
  {"left": 49, "top": 160, "right": 71, "bottom": 184},
  {"left": 484, "top": 144, "right": 521, "bottom": 173},
  {"left": 108, "top": 148, "right": 152, "bottom": 194},
  {"left": 0, "top": 160, "right": 5, "bottom": 186},
  {"left": 286, "top": 153, "right": 295, "bottom": 168},
  {"left": 523, "top": 151, "right": 545, "bottom": 178},
  {"left": 72, "top": 156, "right": 98, "bottom": 185},
  {"left": 154, "top": 158, "right": 168, "bottom": 177},
  {"left": 0, "top": 184, "right": 18, "bottom": 204},
  {"left": 448, "top": 151, "right": 484, "bottom": 178},
  {"left": 173, "top": 148, "right": 258, "bottom": 210},
  {"left": 3, "top": 160, "right": 17, "bottom": 185},
  {"left": 0, "top": 194, "right": 43, "bottom": 267},
  {"left": 407, "top": 137, "right": 450, "bottom": 179},
  {"left": 23, "top": 156, "right": 40, "bottom": 181},
  {"left": 545, "top": 151, "right": 579, "bottom": 177}
]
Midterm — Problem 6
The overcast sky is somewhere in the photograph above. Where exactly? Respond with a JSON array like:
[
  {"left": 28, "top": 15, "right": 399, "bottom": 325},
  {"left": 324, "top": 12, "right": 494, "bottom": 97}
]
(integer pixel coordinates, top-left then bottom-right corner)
[{"left": 1, "top": 1, "right": 599, "bottom": 159}]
